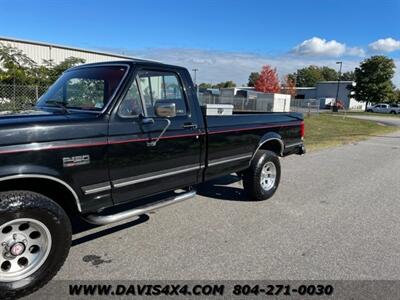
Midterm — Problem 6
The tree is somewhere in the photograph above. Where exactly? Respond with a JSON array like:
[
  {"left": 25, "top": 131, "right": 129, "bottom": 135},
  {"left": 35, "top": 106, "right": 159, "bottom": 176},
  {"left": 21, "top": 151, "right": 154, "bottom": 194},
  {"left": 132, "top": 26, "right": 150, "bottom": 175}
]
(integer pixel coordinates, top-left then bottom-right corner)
[
  {"left": 394, "top": 89, "right": 400, "bottom": 102},
  {"left": 41, "top": 57, "right": 85, "bottom": 85},
  {"left": 198, "top": 83, "right": 212, "bottom": 90},
  {"left": 0, "top": 43, "right": 85, "bottom": 87},
  {"left": 290, "top": 65, "right": 338, "bottom": 87},
  {"left": 247, "top": 72, "right": 260, "bottom": 87},
  {"left": 0, "top": 43, "right": 37, "bottom": 85},
  {"left": 213, "top": 81, "right": 236, "bottom": 88},
  {"left": 341, "top": 71, "right": 355, "bottom": 81},
  {"left": 282, "top": 75, "right": 296, "bottom": 98},
  {"left": 349, "top": 56, "right": 396, "bottom": 110},
  {"left": 254, "top": 65, "right": 280, "bottom": 93},
  {"left": 321, "top": 66, "right": 339, "bottom": 81}
]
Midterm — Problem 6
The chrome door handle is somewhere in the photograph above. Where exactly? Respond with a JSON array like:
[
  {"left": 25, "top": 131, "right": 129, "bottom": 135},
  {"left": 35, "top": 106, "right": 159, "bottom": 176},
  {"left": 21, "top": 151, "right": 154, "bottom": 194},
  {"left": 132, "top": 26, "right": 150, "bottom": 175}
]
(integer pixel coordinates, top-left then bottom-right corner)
[
  {"left": 183, "top": 123, "right": 197, "bottom": 129},
  {"left": 141, "top": 117, "right": 155, "bottom": 125}
]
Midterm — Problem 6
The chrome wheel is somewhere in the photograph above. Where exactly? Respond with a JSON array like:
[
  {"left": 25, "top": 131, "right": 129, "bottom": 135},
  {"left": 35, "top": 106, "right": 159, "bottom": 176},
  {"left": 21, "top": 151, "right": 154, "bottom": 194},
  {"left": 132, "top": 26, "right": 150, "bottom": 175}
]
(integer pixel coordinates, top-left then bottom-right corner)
[
  {"left": 260, "top": 161, "right": 276, "bottom": 191},
  {"left": 0, "top": 218, "right": 52, "bottom": 282}
]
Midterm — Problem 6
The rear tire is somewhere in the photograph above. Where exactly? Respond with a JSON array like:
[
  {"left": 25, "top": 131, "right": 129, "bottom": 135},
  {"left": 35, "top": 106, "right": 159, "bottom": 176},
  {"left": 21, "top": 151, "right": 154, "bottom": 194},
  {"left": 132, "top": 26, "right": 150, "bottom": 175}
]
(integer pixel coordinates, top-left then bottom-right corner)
[
  {"left": 0, "top": 191, "right": 71, "bottom": 299},
  {"left": 243, "top": 150, "right": 281, "bottom": 201}
]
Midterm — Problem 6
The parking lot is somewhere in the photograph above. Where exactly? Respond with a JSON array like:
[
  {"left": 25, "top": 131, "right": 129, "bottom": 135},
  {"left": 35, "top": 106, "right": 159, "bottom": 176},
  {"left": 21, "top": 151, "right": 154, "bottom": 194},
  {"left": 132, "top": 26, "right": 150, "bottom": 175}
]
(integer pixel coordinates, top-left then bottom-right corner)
[
  {"left": 53, "top": 129, "right": 400, "bottom": 281},
  {"left": 344, "top": 114, "right": 400, "bottom": 127}
]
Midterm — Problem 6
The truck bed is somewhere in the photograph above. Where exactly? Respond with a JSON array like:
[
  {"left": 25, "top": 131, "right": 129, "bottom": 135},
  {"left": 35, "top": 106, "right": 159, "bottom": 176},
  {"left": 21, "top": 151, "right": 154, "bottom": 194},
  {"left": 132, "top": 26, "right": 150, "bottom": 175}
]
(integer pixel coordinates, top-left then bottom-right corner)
[{"left": 201, "top": 111, "right": 304, "bottom": 180}]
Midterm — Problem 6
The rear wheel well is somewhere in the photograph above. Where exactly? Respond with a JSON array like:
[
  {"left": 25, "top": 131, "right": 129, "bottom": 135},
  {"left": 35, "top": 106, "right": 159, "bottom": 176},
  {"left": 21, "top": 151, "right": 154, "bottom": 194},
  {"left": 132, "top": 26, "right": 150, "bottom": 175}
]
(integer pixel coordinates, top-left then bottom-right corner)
[
  {"left": 257, "top": 139, "right": 283, "bottom": 156},
  {"left": 0, "top": 178, "right": 78, "bottom": 218}
]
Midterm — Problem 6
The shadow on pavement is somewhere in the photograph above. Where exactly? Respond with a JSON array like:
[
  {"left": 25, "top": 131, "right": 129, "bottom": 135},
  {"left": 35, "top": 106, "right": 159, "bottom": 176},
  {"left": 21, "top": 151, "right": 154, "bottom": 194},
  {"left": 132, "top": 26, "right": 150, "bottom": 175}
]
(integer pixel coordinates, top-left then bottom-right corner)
[
  {"left": 70, "top": 190, "right": 182, "bottom": 246},
  {"left": 71, "top": 214, "right": 149, "bottom": 247},
  {"left": 197, "top": 174, "right": 251, "bottom": 202},
  {"left": 71, "top": 175, "right": 251, "bottom": 246}
]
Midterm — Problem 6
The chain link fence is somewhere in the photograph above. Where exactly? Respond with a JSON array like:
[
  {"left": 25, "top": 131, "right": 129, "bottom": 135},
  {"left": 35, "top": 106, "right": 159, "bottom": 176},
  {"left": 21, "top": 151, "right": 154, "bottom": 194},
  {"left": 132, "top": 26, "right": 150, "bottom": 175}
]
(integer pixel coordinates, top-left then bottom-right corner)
[
  {"left": 199, "top": 94, "right": 320, "bottom": 114},
  {"left": 199, "top": 94, "right": 271, "bottom": 111},
  {"left": 0, "top": 84, "right": 320, "bottom": 114},
  {"left": 290, "top": 98, "right": 320, "bottom": 114},
  {"left": 0, "top": 84, "right": 48, "bottom": 112}
]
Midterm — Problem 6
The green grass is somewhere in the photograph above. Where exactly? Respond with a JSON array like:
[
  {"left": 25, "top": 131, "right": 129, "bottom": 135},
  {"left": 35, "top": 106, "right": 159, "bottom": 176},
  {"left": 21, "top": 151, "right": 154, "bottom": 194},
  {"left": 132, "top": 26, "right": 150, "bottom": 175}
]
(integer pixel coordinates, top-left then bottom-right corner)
[{"left": 304, "top": 114, "right": 398, "bottom": 151}]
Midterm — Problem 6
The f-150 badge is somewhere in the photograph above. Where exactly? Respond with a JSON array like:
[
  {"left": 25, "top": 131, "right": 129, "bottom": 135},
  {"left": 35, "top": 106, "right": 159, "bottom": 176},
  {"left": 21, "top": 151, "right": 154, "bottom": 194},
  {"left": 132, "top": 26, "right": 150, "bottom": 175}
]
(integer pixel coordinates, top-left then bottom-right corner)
[{"left": 63, "top": 155, "right": 90, "bottom": 167}]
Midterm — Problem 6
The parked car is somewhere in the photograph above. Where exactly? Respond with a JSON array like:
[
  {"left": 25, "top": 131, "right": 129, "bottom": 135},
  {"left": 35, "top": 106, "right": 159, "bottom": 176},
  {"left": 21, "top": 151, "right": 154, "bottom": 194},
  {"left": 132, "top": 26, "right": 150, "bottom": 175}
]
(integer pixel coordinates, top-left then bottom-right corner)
[
  {"left": 324, "top": 100, "right": 345, "bottom": 110},
  {"left": 366, "top": 103, "right": 400, "bottom": 114},
  {"left": 389, "top": 104, "right": 400, "bottom": 114},
  {"left": 336, "top": 100, "right": 345, "bottom": 110},
  {"left": 0, "top": 60, "right": 305, "bottom": 298}
]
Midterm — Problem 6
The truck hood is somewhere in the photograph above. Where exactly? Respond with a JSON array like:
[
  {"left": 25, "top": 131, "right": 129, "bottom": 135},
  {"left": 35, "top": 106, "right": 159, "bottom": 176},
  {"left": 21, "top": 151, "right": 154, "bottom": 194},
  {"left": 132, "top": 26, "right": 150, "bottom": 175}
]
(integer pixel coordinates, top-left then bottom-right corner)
[
  {"left": 0, "top": 108, "right": 67, "bottom": 123},
  {"left": 0, "top": 107, "right": 100, "bottom": 125},
  {"left": 0, "top": 108, "right": 107, "bottom": 148}
]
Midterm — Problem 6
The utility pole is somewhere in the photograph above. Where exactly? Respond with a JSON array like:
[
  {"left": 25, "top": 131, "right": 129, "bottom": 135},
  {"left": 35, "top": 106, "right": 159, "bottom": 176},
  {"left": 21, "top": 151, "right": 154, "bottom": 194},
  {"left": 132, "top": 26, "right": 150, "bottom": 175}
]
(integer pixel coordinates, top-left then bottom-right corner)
[
  {"left": 192, "top": 68, "right": 198, "bottom": 85},
  {"left": 333, "top": 61, "right": 342, "bottom": 112},
  {"left": 192, "top": 68, "right": 199, "bottom": 97}
]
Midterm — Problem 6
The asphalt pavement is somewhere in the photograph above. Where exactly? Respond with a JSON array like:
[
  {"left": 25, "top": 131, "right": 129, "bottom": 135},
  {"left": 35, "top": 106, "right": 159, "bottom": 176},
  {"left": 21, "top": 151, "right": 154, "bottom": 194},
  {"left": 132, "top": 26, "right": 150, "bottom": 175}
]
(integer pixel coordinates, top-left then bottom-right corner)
[
  {"left": 343, "top": 114, "right": 400, "bottom": 127},
  {"left": 52, "top": 128, "right": 400, "bottom": 281}
]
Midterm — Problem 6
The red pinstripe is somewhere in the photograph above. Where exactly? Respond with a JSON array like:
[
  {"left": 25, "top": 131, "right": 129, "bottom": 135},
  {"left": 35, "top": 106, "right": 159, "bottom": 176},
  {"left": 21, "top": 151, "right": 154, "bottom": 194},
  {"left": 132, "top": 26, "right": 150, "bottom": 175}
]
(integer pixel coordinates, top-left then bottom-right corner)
[{"left": 0, "top": 122, "right": 300, "bottom": 155}]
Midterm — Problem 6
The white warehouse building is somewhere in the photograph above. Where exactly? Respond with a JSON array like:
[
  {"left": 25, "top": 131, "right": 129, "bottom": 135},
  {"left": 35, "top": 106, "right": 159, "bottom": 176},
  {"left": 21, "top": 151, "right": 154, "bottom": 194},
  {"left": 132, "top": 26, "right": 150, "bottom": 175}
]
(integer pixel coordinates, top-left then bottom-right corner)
[{"left": 0, "top": 36, "right": 133, "bottom": 65}]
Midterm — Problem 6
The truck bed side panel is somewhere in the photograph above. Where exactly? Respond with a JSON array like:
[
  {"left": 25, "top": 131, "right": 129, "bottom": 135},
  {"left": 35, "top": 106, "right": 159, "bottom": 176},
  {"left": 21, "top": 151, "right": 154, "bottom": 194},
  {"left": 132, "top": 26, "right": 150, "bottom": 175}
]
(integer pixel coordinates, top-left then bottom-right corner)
[{"left": 204, "top": 113, "right": 302, "bottom": 180}]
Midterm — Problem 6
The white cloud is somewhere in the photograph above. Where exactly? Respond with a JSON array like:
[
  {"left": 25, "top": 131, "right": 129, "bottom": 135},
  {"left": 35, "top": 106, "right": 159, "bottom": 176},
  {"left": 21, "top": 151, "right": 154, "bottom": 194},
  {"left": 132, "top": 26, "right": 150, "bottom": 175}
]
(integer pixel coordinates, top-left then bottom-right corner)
[
  {"left": 292, "top": 37, "right": 345, "bottom": 57},
  {"left": 292, "top": 37, "right": 365, "bottom": 57},
  {"left": 117, "top": 48, "right": 362, "bottom": 85},
  {"left": 369, "top": 38, "right": 400, "bottom": 53},
  {"left": 347, "top": 47, "right": 365, "bottom": 57}
]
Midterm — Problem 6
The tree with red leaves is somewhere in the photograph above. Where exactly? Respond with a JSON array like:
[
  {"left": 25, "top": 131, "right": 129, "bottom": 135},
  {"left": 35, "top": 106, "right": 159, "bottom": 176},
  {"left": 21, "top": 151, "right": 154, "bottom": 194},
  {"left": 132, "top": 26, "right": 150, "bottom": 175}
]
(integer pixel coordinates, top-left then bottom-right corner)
[
  {"left": 282, "top": 75, "right": 297, "bottom": 98},
  {"left": 254, "top": 65, "right": 280, "bottom": 93}
]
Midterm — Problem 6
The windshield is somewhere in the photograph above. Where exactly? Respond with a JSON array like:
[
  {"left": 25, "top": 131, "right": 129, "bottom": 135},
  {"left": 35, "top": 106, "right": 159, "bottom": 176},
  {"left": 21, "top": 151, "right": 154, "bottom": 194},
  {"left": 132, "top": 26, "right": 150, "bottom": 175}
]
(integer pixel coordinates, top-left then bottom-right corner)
[{"left": 37, "top": 65, "right": 128, "bottom": 111}]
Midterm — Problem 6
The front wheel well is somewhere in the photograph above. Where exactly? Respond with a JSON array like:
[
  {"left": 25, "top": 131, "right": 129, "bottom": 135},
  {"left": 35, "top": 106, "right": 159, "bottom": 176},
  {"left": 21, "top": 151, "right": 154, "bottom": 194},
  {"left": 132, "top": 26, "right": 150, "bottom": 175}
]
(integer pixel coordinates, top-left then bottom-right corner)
[{"left": 0, "top": 177, "right": 79, "bottom": 218}]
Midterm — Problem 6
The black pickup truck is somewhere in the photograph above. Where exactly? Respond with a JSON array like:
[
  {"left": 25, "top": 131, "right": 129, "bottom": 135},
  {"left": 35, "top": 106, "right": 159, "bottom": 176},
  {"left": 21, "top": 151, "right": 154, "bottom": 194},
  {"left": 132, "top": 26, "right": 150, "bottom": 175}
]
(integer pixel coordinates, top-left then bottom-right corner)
[{"left": 0, "top": 60, "right": 304, "bottom": 298}]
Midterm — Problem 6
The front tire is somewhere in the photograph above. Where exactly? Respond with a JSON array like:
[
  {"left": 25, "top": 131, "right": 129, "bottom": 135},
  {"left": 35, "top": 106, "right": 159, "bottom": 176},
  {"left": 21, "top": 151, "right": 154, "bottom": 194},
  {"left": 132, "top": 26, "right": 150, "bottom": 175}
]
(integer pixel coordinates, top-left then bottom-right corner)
[
  {"left": 243, "top": 150, "right": 281, "bottom": 201},
  {"left": 0, "top": 191, "right": 71, "bottom": 299}
]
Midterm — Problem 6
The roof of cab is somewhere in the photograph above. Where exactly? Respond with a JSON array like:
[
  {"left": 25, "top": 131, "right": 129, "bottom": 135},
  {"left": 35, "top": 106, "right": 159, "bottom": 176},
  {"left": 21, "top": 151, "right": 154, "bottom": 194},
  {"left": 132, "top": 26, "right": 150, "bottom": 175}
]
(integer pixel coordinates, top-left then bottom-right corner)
[{"left": 69, "top": 59, "right": 187, "bottom": 71}]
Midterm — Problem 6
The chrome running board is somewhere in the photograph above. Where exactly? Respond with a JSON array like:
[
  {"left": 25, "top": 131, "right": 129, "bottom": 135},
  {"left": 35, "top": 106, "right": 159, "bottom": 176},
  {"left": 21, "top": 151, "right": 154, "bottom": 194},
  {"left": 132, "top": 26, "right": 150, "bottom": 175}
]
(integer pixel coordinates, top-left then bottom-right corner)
[{"left": 83, "top": 190, "right": 196, "bottom": 225}]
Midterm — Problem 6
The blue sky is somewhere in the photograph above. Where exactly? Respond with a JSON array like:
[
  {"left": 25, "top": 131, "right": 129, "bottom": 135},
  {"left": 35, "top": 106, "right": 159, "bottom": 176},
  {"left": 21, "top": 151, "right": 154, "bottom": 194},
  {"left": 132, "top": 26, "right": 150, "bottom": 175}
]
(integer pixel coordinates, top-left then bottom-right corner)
[{"left": 1, "top": 0, "right": 400, "bottom": 84}]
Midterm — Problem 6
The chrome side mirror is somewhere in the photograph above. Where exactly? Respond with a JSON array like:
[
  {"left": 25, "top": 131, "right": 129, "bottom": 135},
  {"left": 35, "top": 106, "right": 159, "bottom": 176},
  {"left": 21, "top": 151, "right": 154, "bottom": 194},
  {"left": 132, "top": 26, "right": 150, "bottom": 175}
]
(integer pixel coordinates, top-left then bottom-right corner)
[{"left": 155, "top": 102, "right": 176, "bottom": 118}]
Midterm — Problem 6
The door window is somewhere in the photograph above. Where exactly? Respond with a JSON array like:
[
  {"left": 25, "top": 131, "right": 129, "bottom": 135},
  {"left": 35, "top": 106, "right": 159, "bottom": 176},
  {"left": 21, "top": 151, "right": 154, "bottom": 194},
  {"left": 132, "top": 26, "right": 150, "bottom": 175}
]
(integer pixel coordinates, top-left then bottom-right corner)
[
  {"left": 137, "top": 71, "right": 187, "bottom": 116},
  {"left": 118, "top": 79, "right": 144, "bottom": 117}
]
